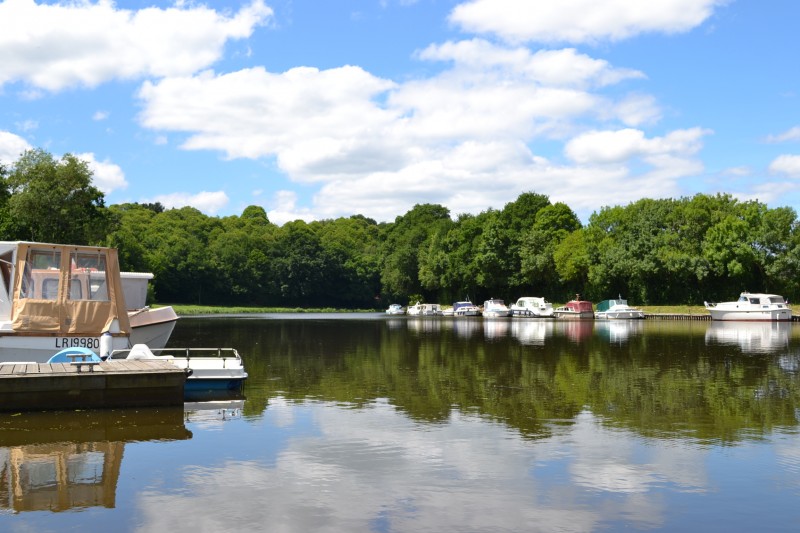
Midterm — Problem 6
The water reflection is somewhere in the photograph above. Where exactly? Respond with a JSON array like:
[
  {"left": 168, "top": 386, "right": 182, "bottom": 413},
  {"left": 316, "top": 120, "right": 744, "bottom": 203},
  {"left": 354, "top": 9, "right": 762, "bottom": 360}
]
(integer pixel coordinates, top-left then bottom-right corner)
[
  {"left": 483, "top": 317, "right": 510, "bottom": 339},
  {"left": 0, "top": 409, "right": 190, "bottom": 513},
  {"left": 594, "top": 319, "right": 645, "bottom": 344},
  {"left": 705, "top": 321, "right": 791, "bottom": 353},
  {"left": 510, "top": 318, "right": 553, "bottom": 345}
]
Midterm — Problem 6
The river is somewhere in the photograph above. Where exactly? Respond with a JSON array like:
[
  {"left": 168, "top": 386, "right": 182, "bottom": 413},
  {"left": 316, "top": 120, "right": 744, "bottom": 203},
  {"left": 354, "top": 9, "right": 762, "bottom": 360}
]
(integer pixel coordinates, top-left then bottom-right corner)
[{"left": 1, "top": 315, "right": 799, "bottom": 532}]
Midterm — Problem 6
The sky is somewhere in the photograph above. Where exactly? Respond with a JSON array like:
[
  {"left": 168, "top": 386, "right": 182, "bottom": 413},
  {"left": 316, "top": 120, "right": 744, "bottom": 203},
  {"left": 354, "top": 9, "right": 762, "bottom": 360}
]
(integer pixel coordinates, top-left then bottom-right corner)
[{"left": 1, "top": 0, "right": 799, "bottom": 226}]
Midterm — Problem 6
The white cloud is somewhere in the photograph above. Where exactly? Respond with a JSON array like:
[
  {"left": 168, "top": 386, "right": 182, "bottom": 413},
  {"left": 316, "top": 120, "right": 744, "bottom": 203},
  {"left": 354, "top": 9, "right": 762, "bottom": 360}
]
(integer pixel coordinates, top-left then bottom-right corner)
[
  {"left": 0, "top": 0, "right": 273, "bottom": 91},
  {"left": 766, "top": 127, "right": 800, "bottom": 143},
  {"left": 267, "top": 190, "right": 317, "bottom": 225},
  {"left": 564, "top": 127, "right": 710, "bottom": 165},
  {"left": 146, "top": 191, "right": 230, "bottom": 215},
  {"left": 449, "top": 0, "right": 727, "bottom": 44},
  {"left": 76, "top": 152, "right": 128, "bottom": 194},
  {"left": 417, "top": 41, "right": 645, "bottom": 88},
  {"left": 0, "top": 130, "right": 32, "bottom": 164},
  {"left": 769, "top": 155, "right": 800, "bottom": 178},
  {"left": 135, "top": 33, "right": 696, "bottom": 222},
  {"left": 93, "top": 111, "right": 109, "bottom": 121}
]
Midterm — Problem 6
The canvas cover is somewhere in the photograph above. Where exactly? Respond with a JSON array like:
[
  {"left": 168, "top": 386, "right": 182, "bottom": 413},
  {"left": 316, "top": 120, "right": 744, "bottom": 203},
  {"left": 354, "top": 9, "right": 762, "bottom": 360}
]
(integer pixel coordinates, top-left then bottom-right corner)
[{"left": 10, "top": 243, "right": 131, "bottom": 335}]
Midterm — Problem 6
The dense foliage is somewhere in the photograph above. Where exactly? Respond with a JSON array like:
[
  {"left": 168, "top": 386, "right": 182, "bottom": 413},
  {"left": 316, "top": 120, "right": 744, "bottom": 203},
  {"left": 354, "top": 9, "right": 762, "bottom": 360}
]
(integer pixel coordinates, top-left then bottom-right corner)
[{"left": 2, "top": 149, "right": 800, "bottom": 307}]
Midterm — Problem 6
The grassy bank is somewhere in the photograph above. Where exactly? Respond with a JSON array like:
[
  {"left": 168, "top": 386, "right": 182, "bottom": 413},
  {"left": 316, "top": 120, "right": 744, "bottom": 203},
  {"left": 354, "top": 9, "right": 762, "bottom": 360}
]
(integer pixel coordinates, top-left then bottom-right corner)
[
  {"left": 165, "top": 303, "right": 709, "bottom": 316},
  {"left": 167, "top": 304, "right": 378, "bottom": 315}
]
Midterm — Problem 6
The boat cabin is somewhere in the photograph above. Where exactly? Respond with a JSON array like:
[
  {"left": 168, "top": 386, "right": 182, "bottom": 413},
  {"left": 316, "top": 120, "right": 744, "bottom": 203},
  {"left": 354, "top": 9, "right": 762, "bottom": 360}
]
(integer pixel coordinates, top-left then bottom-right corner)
[{"left": 0, "top": 242, "right": 130, "bottom": 335}]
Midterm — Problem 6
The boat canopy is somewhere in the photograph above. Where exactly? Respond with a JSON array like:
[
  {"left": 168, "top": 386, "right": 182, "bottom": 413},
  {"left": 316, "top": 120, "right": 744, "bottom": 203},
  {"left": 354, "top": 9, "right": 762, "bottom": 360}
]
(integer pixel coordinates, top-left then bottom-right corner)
[
  {"left": 595, "top": 299, "right": 627, "bottom": 312},
  {"left": 6, "top": 242, "right": 130, "bottom": 335}
]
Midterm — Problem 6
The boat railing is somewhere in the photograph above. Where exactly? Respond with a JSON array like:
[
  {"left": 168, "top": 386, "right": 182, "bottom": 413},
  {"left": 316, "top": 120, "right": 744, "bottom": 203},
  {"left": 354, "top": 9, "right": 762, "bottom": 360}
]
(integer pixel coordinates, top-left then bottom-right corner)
[{"left": 111, "top": 347, "right": 243, "bottom": 365}]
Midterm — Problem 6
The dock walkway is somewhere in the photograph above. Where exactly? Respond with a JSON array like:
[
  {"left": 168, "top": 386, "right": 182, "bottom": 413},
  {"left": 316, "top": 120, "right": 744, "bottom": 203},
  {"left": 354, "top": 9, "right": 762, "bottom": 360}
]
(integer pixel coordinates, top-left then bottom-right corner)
[{"left": 0, "top": 360, "right": 186, "bottom": 412}]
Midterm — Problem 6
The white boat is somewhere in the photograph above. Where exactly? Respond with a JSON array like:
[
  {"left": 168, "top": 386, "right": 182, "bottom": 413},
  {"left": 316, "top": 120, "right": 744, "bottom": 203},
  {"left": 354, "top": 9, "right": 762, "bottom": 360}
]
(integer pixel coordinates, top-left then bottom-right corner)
[
  {"left": 441, "top": 307, "right": 454, "bottom": 317},
  {"left": 594, "top": 298, "right": 645, "bottom": 319},
  {"left": 0, "top": 241, "right": 177, "bottom": 363},
  {"left": 121, "top": 271, "right": 178, "bottom": 347},
  {"left": 406, "top": 302, "right": 443, "bottom": 316},
  {"left": 385, "top": 303, "right": 405, "bottom": 315},
  {"left": 482, "top": 298, "right": 511, "bottom": 318},
  {"left": 110, "top": 344, "right": 248, "bottom": 391},
  {"left": 453, "top": 300, "right": 481, "bottom": 317},
  {"left": 704, "top": 292, "right": 792, "bottom": 321},
  {"left": 510, "top": 296, "right": 554, "bottom": 318}
]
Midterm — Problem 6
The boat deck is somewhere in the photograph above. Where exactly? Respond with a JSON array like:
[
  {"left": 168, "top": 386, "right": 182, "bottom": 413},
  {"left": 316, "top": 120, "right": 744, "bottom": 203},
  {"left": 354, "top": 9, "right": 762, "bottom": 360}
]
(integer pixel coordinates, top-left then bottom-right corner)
[{"left": 0, "top": 360, "right": 186, "bottom": 411}]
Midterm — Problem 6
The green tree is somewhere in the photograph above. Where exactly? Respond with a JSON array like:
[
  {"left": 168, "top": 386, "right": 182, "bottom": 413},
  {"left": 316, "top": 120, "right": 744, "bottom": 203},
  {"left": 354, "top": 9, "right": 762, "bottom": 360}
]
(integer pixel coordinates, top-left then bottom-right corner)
[{"left": 6, "top": 149, "right": 110, "bottom": 244}]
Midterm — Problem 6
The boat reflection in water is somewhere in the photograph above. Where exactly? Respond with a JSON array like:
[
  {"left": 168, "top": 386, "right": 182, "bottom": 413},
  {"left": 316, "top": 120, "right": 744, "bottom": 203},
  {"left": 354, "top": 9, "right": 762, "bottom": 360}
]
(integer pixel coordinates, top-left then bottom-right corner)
[
  {"left": 704, "top": 321, "right": 791, "bottom": 354},
  {"left": 451, "top": 317, "right": 481, "bottom": 339},
  {"left": 553, "top": 319, "right": 594, "bottom": 343},
  {"left": 510, "top": 319, "right": 553, "bottom": 345},
  {"left": 594, "top": 319, "right": 645, "bottom": 344},
  {"left": 483, "top": 317, "right": 510, "bottom": 339},
  {"left": 0, "top": 408, "right": 190, "bottom": 513}
]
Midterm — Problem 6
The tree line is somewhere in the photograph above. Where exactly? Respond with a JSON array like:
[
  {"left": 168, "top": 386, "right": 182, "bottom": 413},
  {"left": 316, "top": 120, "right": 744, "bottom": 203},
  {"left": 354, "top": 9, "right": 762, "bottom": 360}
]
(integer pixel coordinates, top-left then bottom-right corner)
[{"left": 2, "top": 148, "right": 799, "bottom": 307}]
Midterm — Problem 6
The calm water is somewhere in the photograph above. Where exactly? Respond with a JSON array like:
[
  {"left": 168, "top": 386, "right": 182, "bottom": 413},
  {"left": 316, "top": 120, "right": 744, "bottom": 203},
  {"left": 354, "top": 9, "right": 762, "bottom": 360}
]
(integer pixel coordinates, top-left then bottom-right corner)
[{"left": 2, "top": 315, "right": 800, "bottom": 532}]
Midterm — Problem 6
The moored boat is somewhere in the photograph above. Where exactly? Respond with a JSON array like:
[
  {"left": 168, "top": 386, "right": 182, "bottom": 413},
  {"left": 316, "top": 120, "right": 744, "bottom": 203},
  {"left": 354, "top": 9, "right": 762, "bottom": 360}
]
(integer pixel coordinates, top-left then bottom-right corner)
[
  {"left": 510, "top": 296, "right": 554, "bottom": 318},
  {"left": 407, "top": 302, "right": 442, "bottom": 316},
  {"left": 595, "top": 298, "right": 645, "bottom": 319},
  {"left": 704, "top": 292, "right": 792, "bottom": 321},
  {"left": 553, "top": 295, "right": 594, "bottom": 319},
  {"left": 453, "top": 300, "right": 481, "bottom": 317},
  {"left": 0, "top": 241, "right": 175, "bottom": 363},
  {"left": 385, "top": 303, "right": 405, "bottom": 315},
  {"left": 110, "top": 344, "right": 248, "bottom": 391},
  {"left": 121, "top": 271, "right": 178, "bottom": 347},
  {"left": 482, "top": 298, "right": 511, "bottom": 318}
]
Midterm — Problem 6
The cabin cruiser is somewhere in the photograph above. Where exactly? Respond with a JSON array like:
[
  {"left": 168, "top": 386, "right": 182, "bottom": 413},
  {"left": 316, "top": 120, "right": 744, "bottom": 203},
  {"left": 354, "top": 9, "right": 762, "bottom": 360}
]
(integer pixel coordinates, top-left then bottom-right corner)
[
  {"left": 385, "top": 303, "right": 405, "bottom": 315},
  {"left": 704, "top": 292, "right": 792, "bottom": 321},
  {"left": 121, "top": 271, "right": 178, "bottom": 347},
  {"left": 510, "top": 296, "right": 554, "bottom": 318},
  {"left": 482, "top": 298, "right": 511, "bottom": 318},
  {"left": 406, "top": 302, "right": 443, "bottom": 316},
  {"left": 553, "top": 295, "right": 594, "bottom": 319},
  {"left": 453, "top": 300, "right": 481, "bottom": 317},
  {"left": 0, "top": 241, "right": 177, "bottom": 363},
  {"left": 594, "top": 298, "right": 645, "bottom": 319}
]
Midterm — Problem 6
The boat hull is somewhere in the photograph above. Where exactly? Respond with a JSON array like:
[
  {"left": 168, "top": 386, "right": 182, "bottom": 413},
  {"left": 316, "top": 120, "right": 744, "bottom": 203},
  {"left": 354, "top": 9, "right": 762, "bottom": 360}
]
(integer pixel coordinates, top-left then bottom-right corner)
[
  {"left": 0, "top": 334, "right": 130, "bottom": 364},
  {"left": 553, "top": 310, "right": 594, "bottom": 320},
  {"left": 706, "top": 308, "right": 792, "bottom": 322},
  {"left": 129, "top": 307, "right": 179, "bottom": 348},
  {"left": 596, "top": 310, "right": 645, "bottom": 320}
]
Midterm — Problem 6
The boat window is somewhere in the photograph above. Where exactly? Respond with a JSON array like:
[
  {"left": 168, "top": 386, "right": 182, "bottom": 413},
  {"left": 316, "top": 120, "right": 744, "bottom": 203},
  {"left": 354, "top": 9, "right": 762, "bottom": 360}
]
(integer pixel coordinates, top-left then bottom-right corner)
[
  {"left": 42, "top": 278, "right": 59, "bottom": 300},
  {"left": 69, "top": 251, "right": 109, "bottom": 302},
  {"left": 70, "top": 279, "right": 82, "bottom": 299},
  {"left": 767, "top": 296, "right": 785, "bottom": 304},
  {"left": 21, "top": 249, "right": 61, "bottom": 300},
  {"left": 749, "top": 298, "right": 759, "bottom": 304}
]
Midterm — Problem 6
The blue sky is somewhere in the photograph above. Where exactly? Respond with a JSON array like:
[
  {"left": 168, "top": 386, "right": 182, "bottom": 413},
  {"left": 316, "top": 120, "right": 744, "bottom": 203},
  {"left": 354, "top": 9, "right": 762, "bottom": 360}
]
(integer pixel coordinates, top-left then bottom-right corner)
[{"left": 1, "top": 0, "right": 799, "bottom": 225}]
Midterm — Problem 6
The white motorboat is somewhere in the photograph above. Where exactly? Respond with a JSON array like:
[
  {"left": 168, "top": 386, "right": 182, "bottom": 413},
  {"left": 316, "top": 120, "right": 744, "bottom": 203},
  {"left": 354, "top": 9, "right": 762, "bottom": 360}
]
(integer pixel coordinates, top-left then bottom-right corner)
[
  {"left": 482, "top": 298, "right": 511, "bottom": 318},
  {"left": 406, "top": 302, "right": 443, "bottom": 316},
  {"left": 110, "top": 344, "right": 248, "bottom": 392},
  {"left": 121, "top": 272, "right": 178, "bottom": 347},
  {"left": 453, "top": 300, "right": 481, "bottom": 317},
  {"left": 510, "top": 296, "right": 554, "bottom": 318},
  {"left": 385, "top": 303, "right": 405, "bottom": 315},
  {"left": 704, "top": 292, "right": 792, "bottom": 321},
  {"left": 594, "top": 298, "right": 645, "bottom": 319}
]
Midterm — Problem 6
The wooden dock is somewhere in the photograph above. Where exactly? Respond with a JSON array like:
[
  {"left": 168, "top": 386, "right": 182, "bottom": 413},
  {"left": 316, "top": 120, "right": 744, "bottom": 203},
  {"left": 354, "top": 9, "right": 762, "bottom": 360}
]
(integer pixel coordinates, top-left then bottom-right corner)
[{"left": 0, "top": 360, "right": 186, "bottom": 412}]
